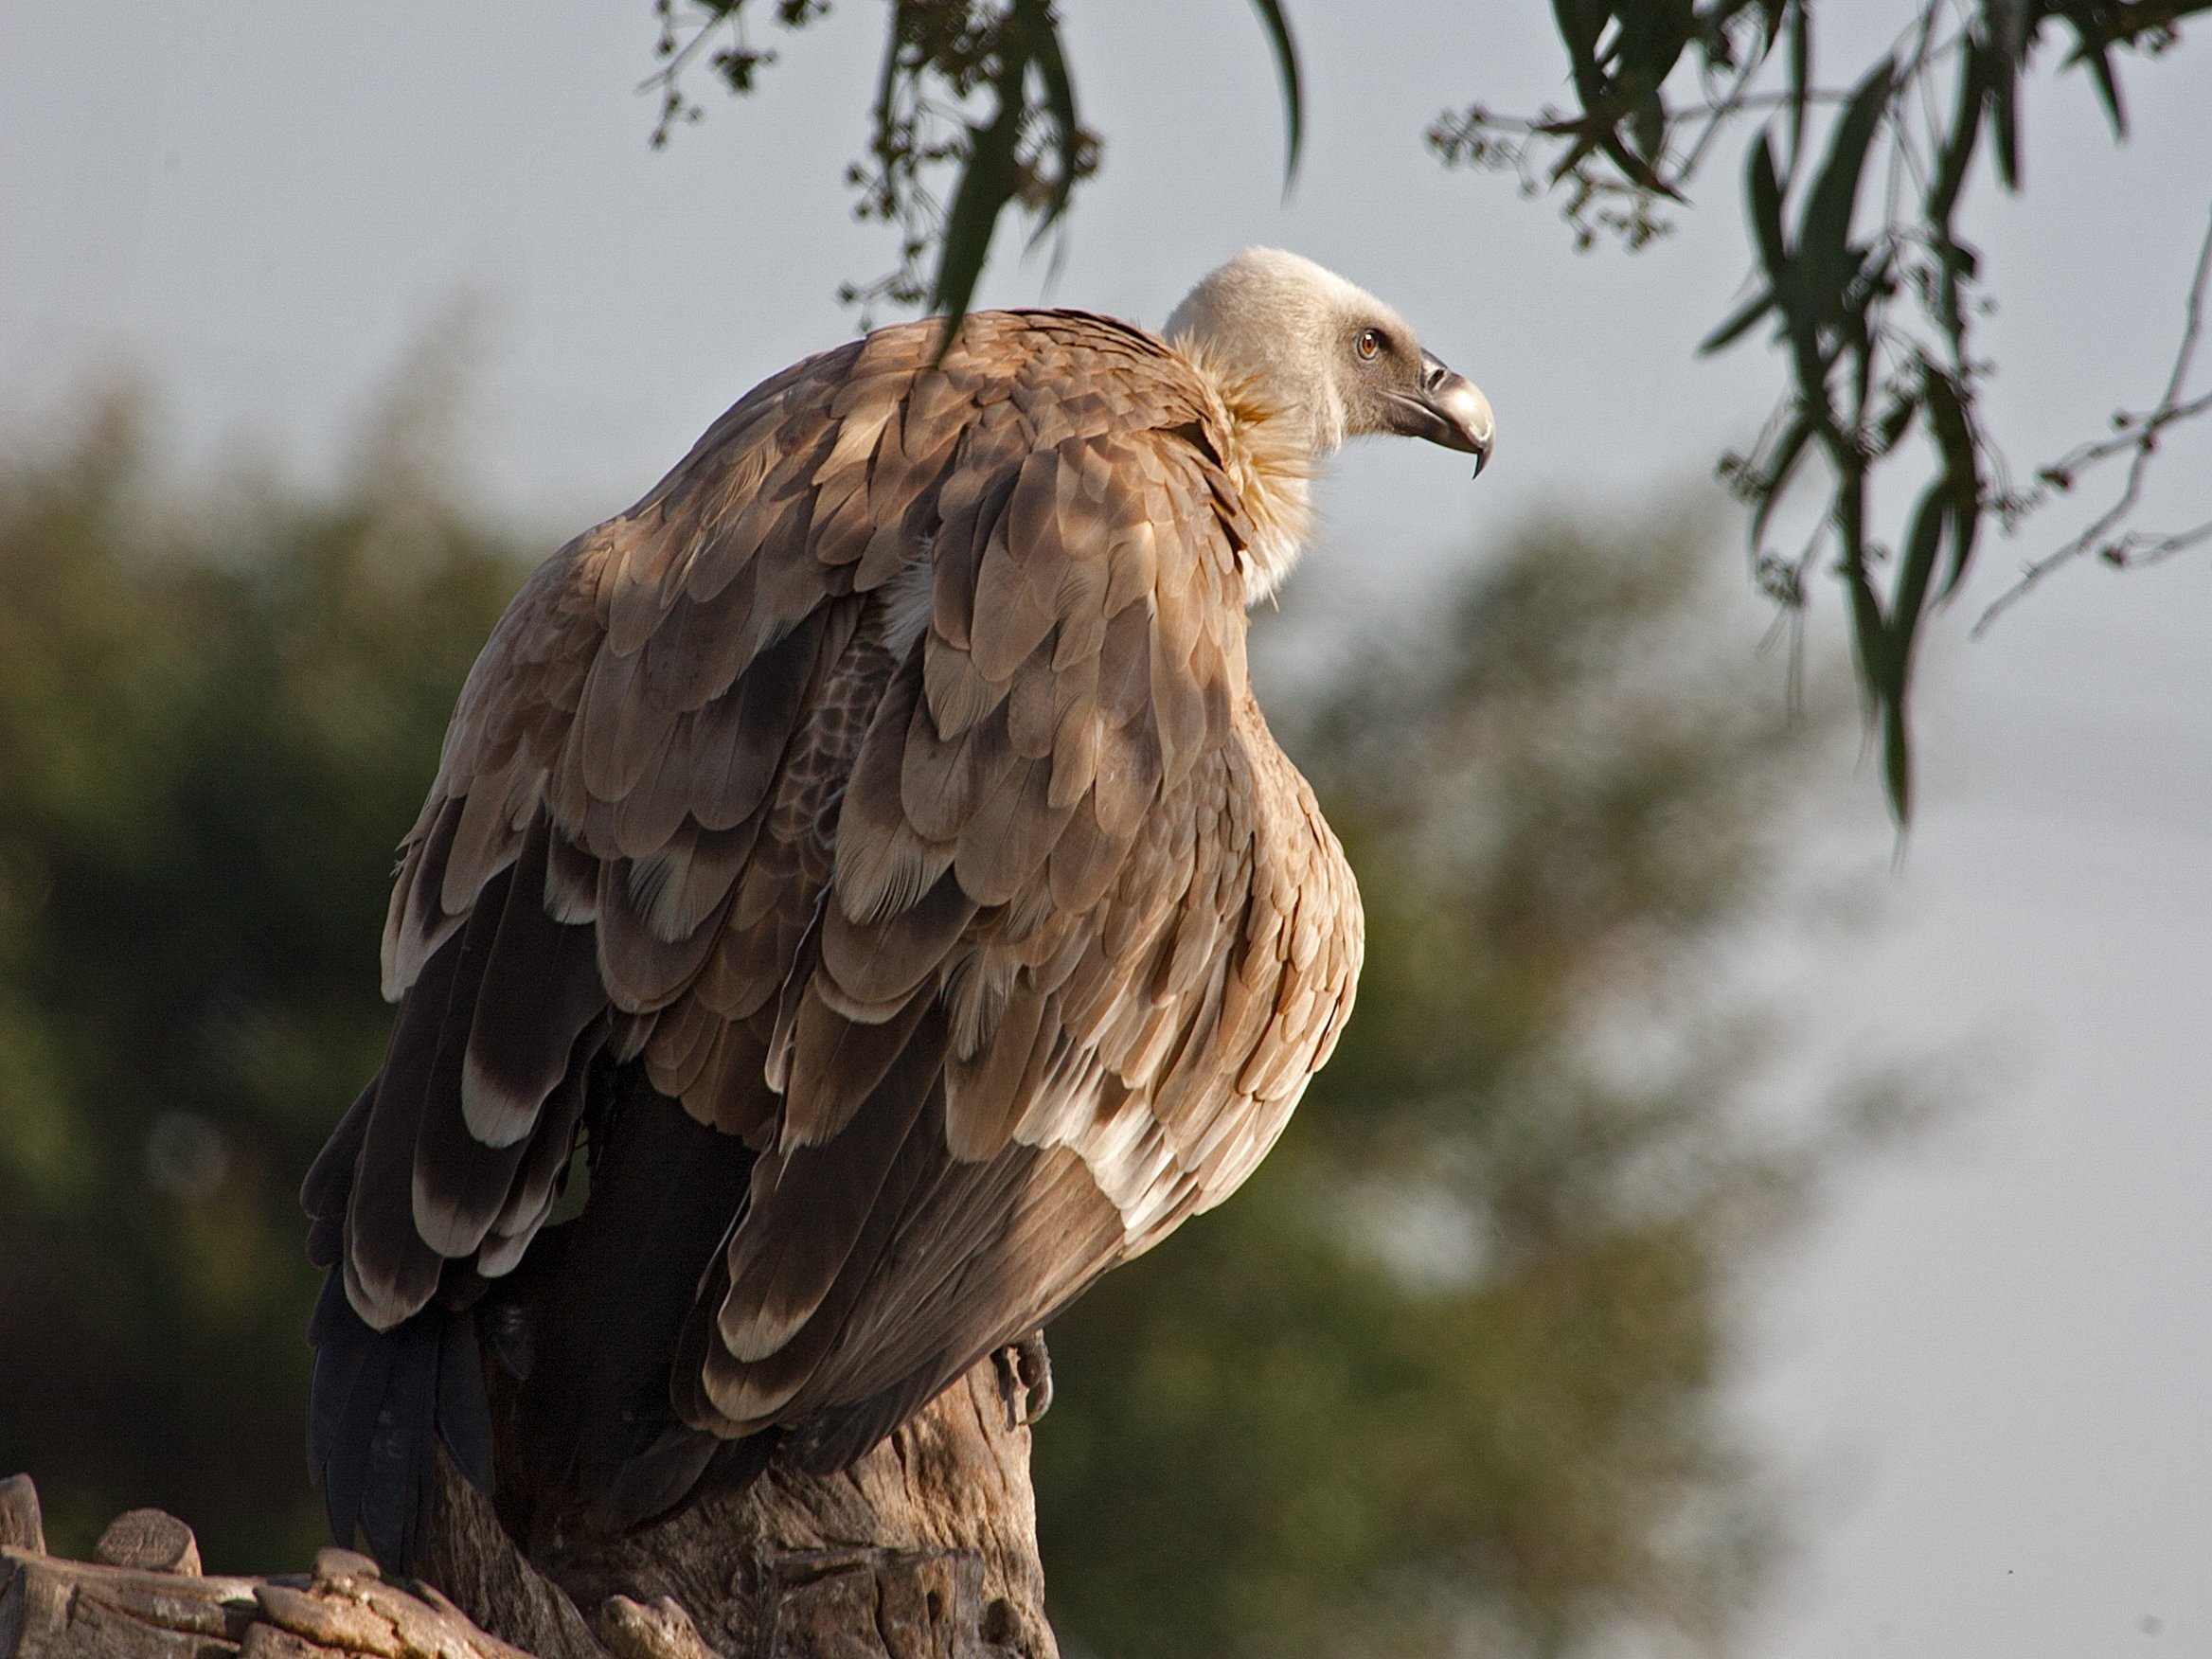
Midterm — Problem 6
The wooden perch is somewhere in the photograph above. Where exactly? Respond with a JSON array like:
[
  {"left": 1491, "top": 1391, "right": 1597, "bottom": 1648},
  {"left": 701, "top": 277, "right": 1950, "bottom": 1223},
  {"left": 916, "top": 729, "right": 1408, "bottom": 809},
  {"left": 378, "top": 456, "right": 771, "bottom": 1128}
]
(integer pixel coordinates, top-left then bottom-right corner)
[{"left": 1, "top": 1355, "right": 1057, "bottom": 1659}]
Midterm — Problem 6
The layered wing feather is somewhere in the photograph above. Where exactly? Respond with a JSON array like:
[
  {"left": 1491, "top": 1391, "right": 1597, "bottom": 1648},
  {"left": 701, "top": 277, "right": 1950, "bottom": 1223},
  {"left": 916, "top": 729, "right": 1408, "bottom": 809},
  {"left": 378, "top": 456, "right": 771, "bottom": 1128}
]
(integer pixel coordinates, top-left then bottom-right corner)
[{"left": 328, "top": 308, "right": 1363, "bottom": 1481}]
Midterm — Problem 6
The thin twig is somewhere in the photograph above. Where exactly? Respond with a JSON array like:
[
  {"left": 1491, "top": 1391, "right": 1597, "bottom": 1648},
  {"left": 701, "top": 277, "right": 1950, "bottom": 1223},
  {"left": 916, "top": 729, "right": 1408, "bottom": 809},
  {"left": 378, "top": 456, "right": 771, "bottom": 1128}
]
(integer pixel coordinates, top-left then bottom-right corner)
[
  {"left": 1670, "top": 49, "right": 1769, "bottom": 183},
  {"left": 1975, "top": 200, "right": 2212, "bottom": 633},
  {"left": 2101, "top": 515, "right": 2212, "bottom": 567},
  {"left": 2037, "top": 384, "right": 2212, "bottom": 480}
]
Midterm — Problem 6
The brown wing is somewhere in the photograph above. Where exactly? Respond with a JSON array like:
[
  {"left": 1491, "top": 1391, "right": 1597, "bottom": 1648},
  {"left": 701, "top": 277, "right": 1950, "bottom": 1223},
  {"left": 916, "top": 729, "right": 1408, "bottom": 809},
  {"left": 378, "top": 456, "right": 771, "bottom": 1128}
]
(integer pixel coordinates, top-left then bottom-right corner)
[
  {"left": 664, "top": 335, "right": 1365, "bottom": 1457},
  {"left": 326, "top": 308, "right": 1362, "bottom": 1472}
]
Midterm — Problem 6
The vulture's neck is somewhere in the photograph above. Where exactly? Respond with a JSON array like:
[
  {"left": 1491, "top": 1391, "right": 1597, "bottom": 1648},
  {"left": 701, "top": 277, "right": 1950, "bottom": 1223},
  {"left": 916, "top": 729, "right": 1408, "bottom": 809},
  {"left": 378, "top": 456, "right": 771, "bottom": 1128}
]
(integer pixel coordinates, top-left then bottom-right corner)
[{"left": 1173, "top": 341, "right": 1316, "bottom": 604}]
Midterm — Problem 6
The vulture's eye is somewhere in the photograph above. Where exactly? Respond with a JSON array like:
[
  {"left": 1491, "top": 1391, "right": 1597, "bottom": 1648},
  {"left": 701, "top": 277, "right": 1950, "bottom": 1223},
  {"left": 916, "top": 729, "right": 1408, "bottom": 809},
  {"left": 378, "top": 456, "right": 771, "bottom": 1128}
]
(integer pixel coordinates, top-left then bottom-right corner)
[{"left": 1356, "top": 329, "right": 1383, "bottom": 362}]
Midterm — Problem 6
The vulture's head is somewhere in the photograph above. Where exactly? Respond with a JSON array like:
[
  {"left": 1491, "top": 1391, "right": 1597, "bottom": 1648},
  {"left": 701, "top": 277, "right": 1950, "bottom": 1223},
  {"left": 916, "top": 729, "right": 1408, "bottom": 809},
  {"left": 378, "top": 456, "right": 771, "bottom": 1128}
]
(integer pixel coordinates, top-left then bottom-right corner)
[{"left": 1165, "top": 247, "right": 1494, "bottom": 474}]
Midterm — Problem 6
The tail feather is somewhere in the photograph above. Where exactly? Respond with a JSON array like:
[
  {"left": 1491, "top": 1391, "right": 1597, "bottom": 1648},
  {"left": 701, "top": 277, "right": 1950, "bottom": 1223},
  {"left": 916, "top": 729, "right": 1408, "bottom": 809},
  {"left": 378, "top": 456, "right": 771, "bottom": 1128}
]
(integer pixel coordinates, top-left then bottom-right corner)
[
  {"left": 353, "top": 1317, "right": 439, "bottom": 1569},
  {"left": 437, "top": 1311, "right": 495, "bottom": 1492},
  {"left": 308, "top": 1281, "right": 491, "bottom": 1573},
  {"left": 504, "top": 1072, "right": 757, "bottom": 1544},
  {"left": 312, "top": 1293, "right": 399, "bottom": 1557},
  {"left": 306, "top": 1271, "right": 366, "bottom": 1470},
  {"left": 307, "top": 1059, "right": 768, "bottom": 1561}
]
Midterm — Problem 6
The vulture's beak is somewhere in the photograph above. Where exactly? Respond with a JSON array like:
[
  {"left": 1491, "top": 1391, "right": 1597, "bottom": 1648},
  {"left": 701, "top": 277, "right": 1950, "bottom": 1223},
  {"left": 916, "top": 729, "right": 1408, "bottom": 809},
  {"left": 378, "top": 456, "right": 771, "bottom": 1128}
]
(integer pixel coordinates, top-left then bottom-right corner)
[{"left": 1393, "top": 351, "right": 1495, "bottom": 476}]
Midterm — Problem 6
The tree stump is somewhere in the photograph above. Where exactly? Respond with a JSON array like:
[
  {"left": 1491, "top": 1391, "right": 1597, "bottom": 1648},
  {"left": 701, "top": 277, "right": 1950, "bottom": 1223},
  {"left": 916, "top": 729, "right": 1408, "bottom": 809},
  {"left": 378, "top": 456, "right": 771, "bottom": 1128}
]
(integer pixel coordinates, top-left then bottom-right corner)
[
  {"left": 0, "top": 1354, "right": 1058, "bottom": 1659},
  {"left": 0, "top": 1520, "right": 532, "bottom": 1659}
]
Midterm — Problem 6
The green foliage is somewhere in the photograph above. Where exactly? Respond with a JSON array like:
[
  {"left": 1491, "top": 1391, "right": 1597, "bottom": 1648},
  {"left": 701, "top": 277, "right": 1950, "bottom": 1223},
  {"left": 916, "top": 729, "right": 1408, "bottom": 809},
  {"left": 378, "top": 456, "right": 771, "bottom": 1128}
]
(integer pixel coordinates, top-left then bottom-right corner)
[
  {"left": 1036, "top": 519, "right": 1870, "bottom": 1659},
  {"left": 1430, "top": 0, "right": 2212, "bottom": 823},
  {"left": 643, "top": 0, "right": 1299, "bottom": 326},
  {"left": 0, "top": 388, "right": 526, "bottom": 1568}
]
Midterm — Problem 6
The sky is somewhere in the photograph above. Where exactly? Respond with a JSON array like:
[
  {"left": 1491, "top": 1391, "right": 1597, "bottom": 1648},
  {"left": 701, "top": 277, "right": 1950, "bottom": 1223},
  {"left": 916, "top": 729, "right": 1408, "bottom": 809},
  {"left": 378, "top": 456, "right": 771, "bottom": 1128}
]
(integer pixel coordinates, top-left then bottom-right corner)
[{"left": 3, "top": 4, "right": 2208, "bottom": 1655}]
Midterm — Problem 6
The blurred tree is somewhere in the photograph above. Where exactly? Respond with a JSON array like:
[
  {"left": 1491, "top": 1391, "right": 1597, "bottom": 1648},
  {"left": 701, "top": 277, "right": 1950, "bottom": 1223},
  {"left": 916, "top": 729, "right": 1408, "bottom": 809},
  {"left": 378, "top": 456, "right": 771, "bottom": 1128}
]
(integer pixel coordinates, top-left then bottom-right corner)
[
  {"left": 0, "top": 373, "right": 1900, "bottom": 1655},
  {"left": 1033, "top": 518, "right": 1891, "bottom": 1659},
  {"left": 0, "top": 381, "right": 526, "bottom": 1569},
  {"left": 646, "top": 0, "right": 2212, "bottom": 820}
]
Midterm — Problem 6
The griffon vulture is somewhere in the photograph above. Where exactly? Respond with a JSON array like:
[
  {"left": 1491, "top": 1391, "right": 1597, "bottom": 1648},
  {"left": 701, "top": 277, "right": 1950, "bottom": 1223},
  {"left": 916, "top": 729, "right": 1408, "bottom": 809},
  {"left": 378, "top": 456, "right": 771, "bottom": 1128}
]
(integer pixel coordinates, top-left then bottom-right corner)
[{"left": 302, "top": 247, "right": 1494, "bottom": 1568}]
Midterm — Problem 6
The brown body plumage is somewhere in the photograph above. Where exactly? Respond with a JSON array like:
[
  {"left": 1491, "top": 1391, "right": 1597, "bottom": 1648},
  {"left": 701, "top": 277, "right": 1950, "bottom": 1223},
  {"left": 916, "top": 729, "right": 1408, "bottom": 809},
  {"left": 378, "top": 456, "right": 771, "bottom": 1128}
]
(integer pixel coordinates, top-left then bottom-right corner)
[{"left": 302, "top": 252, "right": 1491, "bottom": 1567}]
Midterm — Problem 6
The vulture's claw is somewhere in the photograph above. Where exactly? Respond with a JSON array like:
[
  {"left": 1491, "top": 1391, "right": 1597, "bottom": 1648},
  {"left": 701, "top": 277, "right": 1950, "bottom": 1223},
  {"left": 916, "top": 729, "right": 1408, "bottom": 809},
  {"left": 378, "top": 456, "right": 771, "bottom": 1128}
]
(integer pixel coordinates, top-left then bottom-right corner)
[{"left": 996, "top": 1330, "right": 1053, "bottom": 1427}]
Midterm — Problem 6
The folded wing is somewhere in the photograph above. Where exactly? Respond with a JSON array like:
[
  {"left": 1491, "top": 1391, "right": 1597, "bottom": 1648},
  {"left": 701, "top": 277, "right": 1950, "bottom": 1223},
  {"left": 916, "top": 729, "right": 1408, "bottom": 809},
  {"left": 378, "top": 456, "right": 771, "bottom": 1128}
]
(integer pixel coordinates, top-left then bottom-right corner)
[{"left": 314, "top": 308, "right": 1363, "bottom": 1513}]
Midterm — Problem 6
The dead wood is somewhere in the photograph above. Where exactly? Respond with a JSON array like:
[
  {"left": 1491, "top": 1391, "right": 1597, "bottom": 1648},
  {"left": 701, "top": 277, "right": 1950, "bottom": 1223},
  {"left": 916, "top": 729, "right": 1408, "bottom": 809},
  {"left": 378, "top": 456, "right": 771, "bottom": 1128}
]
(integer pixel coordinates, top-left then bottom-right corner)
[{"left": 1, "top": 1352, "right": 1058, "bottom": 1659}]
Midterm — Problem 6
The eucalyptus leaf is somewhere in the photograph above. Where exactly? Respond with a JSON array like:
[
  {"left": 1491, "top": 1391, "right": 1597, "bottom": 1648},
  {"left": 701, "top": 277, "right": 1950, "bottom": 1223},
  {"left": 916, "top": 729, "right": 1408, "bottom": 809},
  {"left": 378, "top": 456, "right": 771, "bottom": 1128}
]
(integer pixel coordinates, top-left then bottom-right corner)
[
  {"left": 1922, "top": 366, "right": 1983, "bottom": 599},
  {"left": 1026, "top": 10, "right": 1083, "bottom": 244},
  {"left": 1882, "top": 689, "right": 1912, "bottom": 822},
  {"left": 1745, "top": 134, "right": 1791, "bottom": 295},
  {"left": 1797, "top": 57, "right": 1893, "bottom": 305},
  {"left": 1701, "top": 288, "right": 1777, "bottom": 355},
  {"left": 1785, "top": 0, "right": 1810, "bottom": 170},
  {"left": 1247, "top": 0, "right": 1305, "bottom": 189},
  {"left": 1843, "top": 546, "right": 1885, "bottom": 692},
  {"left": 1748, "top": 412, "right": 1814, "bottom": 552},
  {"left": 1887, "top": 483, "right": 1948, "bottom": 698},
  {"left": 1985, "top": 17, "right": 2023, "bottom": 190},
  {"left": 928, "top": 45, "right": 1028, "bottom": 353},
  {"left": 2054, "top": 0, "right": 2128, "bottom": 136}
]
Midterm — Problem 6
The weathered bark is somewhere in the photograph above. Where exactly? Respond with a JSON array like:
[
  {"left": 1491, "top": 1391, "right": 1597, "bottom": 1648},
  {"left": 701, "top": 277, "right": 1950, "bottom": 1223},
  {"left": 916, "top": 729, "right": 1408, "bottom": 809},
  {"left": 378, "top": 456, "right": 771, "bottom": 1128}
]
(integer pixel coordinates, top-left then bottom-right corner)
[
  {"left": 1, "top": 1355, "right": 1058, "bottom": 1659},
  {"left": 1, "top": 1516, "right": 533, "bottom": 1659}
]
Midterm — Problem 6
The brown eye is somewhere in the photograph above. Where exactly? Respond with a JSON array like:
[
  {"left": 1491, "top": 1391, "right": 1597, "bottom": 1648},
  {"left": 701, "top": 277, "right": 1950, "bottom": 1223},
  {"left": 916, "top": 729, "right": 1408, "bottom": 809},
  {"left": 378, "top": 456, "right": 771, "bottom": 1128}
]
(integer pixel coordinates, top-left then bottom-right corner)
[{"left": 1356, "top": 328, "right": 1382, "bottom": 361}]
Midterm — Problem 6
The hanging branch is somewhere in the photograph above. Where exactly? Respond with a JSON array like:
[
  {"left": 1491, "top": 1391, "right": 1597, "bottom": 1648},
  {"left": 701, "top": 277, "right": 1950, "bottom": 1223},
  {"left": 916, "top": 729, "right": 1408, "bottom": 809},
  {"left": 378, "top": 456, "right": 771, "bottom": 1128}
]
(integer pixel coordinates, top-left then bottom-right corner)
[
  {"left": 640, "top": 0, "right": 834, "bottom": 148},
  {"left": 1430, "top": 0, "right": 2212, "bottom": 822},
  {"left": 1976, "top": 199, "right": 2212, "bottom": 630},
  {"left": 640, "top": 1, "right": 1301, "bottom": 331},
  {"left": 637, "top": 1, "right": 2212, "bottom": 820}
]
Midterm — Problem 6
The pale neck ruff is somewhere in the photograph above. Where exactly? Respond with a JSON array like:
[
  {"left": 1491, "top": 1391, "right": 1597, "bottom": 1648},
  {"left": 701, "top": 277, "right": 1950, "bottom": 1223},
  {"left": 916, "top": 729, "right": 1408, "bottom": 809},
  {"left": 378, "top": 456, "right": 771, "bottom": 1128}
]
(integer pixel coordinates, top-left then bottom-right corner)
[{"left": 1171, "top": 338, "right": 1322, "bottom": 605}]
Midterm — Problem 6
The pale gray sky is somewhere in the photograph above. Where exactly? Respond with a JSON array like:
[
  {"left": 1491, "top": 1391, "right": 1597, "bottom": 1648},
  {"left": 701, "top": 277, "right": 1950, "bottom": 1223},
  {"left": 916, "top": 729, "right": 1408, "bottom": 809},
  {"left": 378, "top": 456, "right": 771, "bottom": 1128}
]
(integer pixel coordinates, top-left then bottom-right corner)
[{"left": 3, "top": 4, "right": 2208, "bottom": 1654}]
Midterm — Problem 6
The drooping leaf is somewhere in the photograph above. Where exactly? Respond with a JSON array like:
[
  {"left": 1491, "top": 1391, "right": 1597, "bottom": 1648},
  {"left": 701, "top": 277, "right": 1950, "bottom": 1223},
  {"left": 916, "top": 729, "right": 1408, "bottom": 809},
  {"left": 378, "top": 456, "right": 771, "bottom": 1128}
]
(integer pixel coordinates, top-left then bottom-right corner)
[
  {"left": 1886, "top": 480, "right": 1948, "bottom": 700},
  {"left": 1550, "top": 0, "right": 1610, "bottom": 72},
  {"left": 1026, "top": 9, "right": 1082, "bottom": 241},
  {"left": 1861, "top": 477, "right": 1945, "bottom": 827},
  {"left": 1632, "top": 84, "right": 1667, "bottom": 163},
  {"left": 1882, "top": 682, "right": 1913, "bottom": 823},
  {"left": 1785, "top": 0, "right": 1811, "bottom": 170},
  {"left": 1797, "top": 57, "right": 1893, "bottom": 311},
  {"left": 1921, "top": 365, "right": 1984, "bottom": 599},
  {"left": 928, "top": 34, "right": 1030, "bottom": 354},
  {"left": 1926, "top": 35, "right": 1987, "bottom": 235},
  {"left": 1600, "top": 130, "right": 1690, "bottom": 201},
  {"left": 2080, "top": 41, "right": 2126, "bottom": 136},
  {"left": 1246, "top": 0, "right": 1305, "bottom": 190},
  {"left": 1614, "top": 0, "right": 1697, "bottom": 89},
  {"left": 1841, "top": 538, "right": 1886, "bottom": 716},
  {"left": 1612, "top": 0, "right": 1694, "bottom": 167},
  {"left": 1983, "top": 8, "right": 2024, "bottom": 190},
  {"left": 1882, "top": 393, "right": 1921, "bottom": 455},
  {"left": 1748, "top": 411, "right": 1813, "bottom": 553},
  {"left": 1745, "top": 133, "right": 1792, "bottom": 293},
  {"left": 2053, "top": 0, "right": 2128, "bottom": 137},
  {"left": 1700, "top": 287, "right": 1777, "bottom": 355},
  {"left": 1842, "top": 537, "right": 1913, "bottom": 822}
]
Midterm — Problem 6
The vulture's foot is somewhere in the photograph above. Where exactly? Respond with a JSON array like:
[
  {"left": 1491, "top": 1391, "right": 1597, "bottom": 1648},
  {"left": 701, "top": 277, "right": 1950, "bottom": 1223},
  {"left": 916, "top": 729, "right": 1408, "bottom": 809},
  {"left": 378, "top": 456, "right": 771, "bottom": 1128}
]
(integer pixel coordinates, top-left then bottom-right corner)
[{"left": 995, "top": 1329, "right": 1053, "bottom": 1427}]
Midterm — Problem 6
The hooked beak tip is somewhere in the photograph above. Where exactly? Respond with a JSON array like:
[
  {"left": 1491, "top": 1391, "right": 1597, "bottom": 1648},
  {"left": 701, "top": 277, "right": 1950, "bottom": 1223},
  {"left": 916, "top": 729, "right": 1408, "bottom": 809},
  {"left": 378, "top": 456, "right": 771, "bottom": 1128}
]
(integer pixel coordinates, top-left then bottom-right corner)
[{"left": 1433, "top": 371, "right": 1495, "bottom": 477}]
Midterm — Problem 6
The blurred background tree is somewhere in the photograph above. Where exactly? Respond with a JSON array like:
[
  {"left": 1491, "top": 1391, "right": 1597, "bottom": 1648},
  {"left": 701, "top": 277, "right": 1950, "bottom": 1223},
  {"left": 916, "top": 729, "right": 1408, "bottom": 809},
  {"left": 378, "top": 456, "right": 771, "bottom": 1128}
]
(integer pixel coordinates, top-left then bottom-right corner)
[
  {"left": 0, "top": 360, "right": 1907, "bottom": 1655},
  {"left": 0, "top": 365, "right": 526, "bottom": 1569}
]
